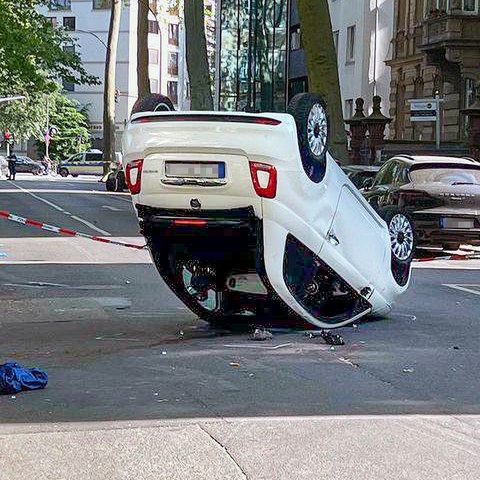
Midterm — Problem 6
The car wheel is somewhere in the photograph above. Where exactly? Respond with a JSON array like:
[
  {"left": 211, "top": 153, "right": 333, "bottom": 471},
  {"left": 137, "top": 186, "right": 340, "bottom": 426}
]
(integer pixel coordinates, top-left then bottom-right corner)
[
  {"left": 59, "top": 168, "right": 69, "bottom": 178},
  {"left": 131, "top": 94, "right": 175, "bottom": 114},
  {"left": 33, "top": 169, "right": 40, "bottom": 176},
  {"left": 379, "top": 207, "right": 416, "bottom": 262},
  {"left": 71, "top": 174, "right": 79, "bottom": 178},
  {"left": 287, "top": 93, "right": 329, "bottom": 183},
  {"left": 105, "top": 175, "right": 117, "bottom": 192}
]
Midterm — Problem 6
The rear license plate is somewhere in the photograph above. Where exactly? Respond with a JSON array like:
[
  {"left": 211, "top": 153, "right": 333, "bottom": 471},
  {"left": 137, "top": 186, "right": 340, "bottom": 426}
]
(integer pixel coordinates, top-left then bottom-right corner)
[
  {"left": 440, "top": 217, "right": 475, "bottom": 229},
  {"left": 165, "top": 162, "right": 225, "bottom": 179}
]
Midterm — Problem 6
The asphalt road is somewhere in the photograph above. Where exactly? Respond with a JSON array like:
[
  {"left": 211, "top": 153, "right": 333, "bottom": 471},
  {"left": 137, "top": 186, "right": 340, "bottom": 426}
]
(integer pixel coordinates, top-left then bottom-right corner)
[
  {"left": 1, "top": 175, "right": 480, "bottom": 479},
  {"left": 0, "top": 174, "right": 478, "bottom": 421}
]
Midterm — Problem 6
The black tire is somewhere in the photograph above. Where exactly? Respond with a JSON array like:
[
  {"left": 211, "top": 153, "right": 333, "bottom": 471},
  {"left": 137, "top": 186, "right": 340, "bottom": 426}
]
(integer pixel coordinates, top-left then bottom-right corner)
[
  {"left": 71, "top": 174, "right": 79, "bottom": 178},
  {"left": 131, "top": 94, "right": 175, "bottom": 114},
  {"left": 105, "top": 175, "right": 117, "bottom": 192},
  {"left": 59, "top": 168, "right": 69, "bottom": 178},
  {"left": 287, "top": 93, "right": 329, "bottom": 183},
  {"left": 442, "top": 243, "right": 461, "bottom": 251},
  {"left": 378, "top": 207, "right": 415, "bottom": 287}
]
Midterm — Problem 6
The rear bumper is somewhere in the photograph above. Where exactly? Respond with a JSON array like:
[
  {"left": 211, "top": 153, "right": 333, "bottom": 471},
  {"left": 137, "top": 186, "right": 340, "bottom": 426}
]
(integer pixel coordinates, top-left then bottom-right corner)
[
  {"left": 413, "top": 212, "right": 480, "bottom": 246},
  {"left": 136, "top": 205, "right": 259, "bottom": 236}
]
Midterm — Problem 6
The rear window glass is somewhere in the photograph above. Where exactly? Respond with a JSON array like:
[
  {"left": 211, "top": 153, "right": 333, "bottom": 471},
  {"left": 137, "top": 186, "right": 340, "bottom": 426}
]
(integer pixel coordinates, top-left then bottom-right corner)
[{"left": 410, "top": 165, "right": 480, "bottom": 185}]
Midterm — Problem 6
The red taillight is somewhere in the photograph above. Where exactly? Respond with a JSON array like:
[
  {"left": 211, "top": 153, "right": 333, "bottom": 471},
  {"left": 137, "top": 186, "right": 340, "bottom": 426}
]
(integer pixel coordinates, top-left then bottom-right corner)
[
  {"left": 132, "top": 114, "right": 281, "bottom": 126},
  {"left": 173, "top": 219, "right": 207, "bottom": 226},
  {"left": 249, "top": 161, "right": 277, "bottom": 199},
  {"left": 125, "top": 159, "right": 144, "bottom": 195}
]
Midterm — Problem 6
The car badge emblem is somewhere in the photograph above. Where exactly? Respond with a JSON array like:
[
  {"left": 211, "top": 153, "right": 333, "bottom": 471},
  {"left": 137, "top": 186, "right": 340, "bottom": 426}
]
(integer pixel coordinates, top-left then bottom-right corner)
[{"left": 190, "top": 198, "right": 201, "bottom": 210}]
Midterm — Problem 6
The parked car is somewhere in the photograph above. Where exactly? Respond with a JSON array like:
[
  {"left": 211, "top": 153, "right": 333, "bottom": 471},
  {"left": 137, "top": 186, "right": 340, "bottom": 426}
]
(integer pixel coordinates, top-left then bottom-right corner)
[
  {"left": 121, "top": 93, "right": 411, "bottom": 329},
  {"left": 362, "top": 155, "right": 480, "bottom": 251},
  {"left": 16, "top": 156, "right": 44, "bottom": 175},
  {"left": 341, "top": 165, "right": 380, "bottom": 189},
  {"left": 58, "top": 151, "right": 122, "bottom": 177}
]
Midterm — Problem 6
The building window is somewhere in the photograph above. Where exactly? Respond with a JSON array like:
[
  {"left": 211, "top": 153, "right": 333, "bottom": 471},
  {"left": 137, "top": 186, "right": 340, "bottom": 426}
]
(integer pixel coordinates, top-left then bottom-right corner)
[
  {"left": 346, "top": 25, "right": 355, "bottom": 63},
  {"left": 462, "top": 0, "right": 478, "bottom": 12},
  {"left": 167, "top": 81, "right": 178, "bottom": 104},
  {"left": 148, "top": 20, "right": 159, "bottom": 34},
  {"left": 465, "top": 78, "right": 477, "bottom": 108},
  {"left": 93, "top": 0, "right": 111, "bottom": 9},
  {"left": 290, "top": 26, "right": 301, "bottom": 51},
  {"left": 168, "top": 24, "right": 179, "bottom": 46},
  {"left": 333, "top": 30, "right": 339, "bottom": 58},
  {"left": 150, "top": 78, "right": 159, "bottom": 94},
  {"left": 149, "top": 49, "right": 159, "bottom": 64},
  {"left": 345, "top": 99, "right": 354, "bottom": 120},
  {"left": 168, "top": 52, "right": 179, "bottom": 75},
  {"left": 49, "top": 0, "right": 71, "bottom": 10},
  {"left": 63, "top": 17, "right": 76, "bottom": 31},
  {"left": 46, "top": 17, "right": 57, "bottom": 27}
]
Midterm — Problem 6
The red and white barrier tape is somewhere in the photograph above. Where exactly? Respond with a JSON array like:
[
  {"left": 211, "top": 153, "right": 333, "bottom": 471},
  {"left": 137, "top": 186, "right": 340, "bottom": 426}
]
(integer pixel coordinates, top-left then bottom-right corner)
[{"left": 0, "top": 210, "right": 147, "bottom": 250}]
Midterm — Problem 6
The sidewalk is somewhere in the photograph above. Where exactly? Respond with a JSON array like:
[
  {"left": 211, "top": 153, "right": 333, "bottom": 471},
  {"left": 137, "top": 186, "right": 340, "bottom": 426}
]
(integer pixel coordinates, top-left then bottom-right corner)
[{"left": 1, "top": 415, "right": 479, "bottom": 479}]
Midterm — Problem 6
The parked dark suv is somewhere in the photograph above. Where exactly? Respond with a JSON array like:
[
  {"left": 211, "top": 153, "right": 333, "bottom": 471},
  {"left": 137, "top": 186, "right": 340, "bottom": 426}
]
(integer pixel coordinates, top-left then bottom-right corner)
[{"left": 362, "top": 155, "right": 480, "bottom": 252}]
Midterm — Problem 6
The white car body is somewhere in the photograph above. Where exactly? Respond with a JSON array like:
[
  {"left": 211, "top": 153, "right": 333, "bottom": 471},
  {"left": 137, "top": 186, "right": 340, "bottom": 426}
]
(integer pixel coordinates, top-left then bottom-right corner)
[{"left": 122, "top": 110, "right": 410, "bottom": 328}]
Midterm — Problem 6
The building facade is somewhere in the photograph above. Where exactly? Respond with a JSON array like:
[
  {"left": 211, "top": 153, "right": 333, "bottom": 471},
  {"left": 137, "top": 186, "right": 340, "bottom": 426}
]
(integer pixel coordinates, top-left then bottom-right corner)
[
  {"left": 39, "top": 0, "right": 188, "bottom": 149},
  {"left": 388, "top": 0, "right": 480, "bottom": 143},
  {"left": 216, "top": 0, "right": 394, "bottom": 119}
]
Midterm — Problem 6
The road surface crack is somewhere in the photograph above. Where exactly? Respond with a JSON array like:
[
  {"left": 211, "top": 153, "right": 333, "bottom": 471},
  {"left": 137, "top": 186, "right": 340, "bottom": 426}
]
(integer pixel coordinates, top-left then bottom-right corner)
[{"left": 198, "top": 424, "right": 249, "bottom": 479}]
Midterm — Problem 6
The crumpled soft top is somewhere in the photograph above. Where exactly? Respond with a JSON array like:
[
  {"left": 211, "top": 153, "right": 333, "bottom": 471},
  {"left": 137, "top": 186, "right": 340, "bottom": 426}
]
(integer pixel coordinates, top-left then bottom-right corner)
[{"left": 0, "top": 362, "right": 48, "bottom": 395}]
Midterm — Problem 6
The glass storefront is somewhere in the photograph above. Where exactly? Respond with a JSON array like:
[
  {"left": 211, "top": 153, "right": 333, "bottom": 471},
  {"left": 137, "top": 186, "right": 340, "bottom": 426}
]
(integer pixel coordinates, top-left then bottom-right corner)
[{"left": 218, "top": 0, "right": 289, "bottom": 112}]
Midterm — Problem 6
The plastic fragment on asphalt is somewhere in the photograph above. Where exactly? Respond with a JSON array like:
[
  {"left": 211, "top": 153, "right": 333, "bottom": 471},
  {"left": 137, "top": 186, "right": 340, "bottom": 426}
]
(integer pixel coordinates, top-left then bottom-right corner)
[
  {"left": 402, "top": 368, "right": 415, "bottom": 373},
  {"left": 452, "top": 346, "right": 460, "bottom": 350},
  {"left": 10, "top": 396, "right": 16, "bottom": 399},
  {"left": 125, "top": 280, "right": 131, "bottom": 284},
  {"left": 0, "top": 252, "right": 7, "bottom": 257},
  {"left": 305, "top": 330, "right": 345, "bottom": 346},
  {"left": 250, "top": 327, "right": 273, "bottom": 341},
  {"left": 330, "top": 346, "right": 336, "bottom": 351},
  {"left": 0, "top": 362, "right": 48, "bottom": 395},
  {"left": 161, "top": 351, "right": 167, "bottom": 355},
  {"left": 229, "top": 362, "right": 241, "bottom": 367}
]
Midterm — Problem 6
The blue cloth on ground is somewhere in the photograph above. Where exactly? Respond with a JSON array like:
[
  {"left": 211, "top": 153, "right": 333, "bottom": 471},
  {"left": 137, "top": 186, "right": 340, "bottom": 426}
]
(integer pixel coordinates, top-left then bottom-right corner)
[{"left": 0, "top": 362, "right": 48, "bottom": 394}]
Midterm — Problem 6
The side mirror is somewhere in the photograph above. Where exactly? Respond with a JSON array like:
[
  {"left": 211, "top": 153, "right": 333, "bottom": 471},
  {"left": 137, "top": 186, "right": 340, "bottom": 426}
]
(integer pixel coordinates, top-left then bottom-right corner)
[{"left": 362, "top": 178, "right": 374, "bottom": 190}]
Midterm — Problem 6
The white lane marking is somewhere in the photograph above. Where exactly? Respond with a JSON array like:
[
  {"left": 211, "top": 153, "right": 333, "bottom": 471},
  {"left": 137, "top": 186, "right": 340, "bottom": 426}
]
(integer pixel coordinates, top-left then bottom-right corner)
[
  {"left": 102, "top": 205, "right": 123, "bottom": 212},
  {"left": 69, "top": 215, "right": 111, "bottom": 236},
  {"left": 0, "top": 188, "right": 130, "bottom": 196},
  {"left": 443, "top": 284, "right": 480, "bottom": 297},
  {"left": 10, "top": 182, "right": 111, "bottom": 236}
]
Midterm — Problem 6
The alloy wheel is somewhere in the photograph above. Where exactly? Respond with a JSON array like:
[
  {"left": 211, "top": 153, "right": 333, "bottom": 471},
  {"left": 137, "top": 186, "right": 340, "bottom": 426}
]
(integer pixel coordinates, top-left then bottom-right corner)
[
  {"left": 389, "top": 213, "right": 414, "bottom": 261},
  {"left": 307, "top": 103, "right": 328, "bottom": 157}
]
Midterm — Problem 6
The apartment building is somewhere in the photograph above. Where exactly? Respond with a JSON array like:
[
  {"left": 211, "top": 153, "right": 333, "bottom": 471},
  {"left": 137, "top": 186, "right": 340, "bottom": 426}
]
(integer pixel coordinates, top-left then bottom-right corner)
[
  {"left": 39, "top": 0, "right": 187, "bottom": 148},
  {"left": 388, "top": 0, "right": 480, "bottom": 142}
]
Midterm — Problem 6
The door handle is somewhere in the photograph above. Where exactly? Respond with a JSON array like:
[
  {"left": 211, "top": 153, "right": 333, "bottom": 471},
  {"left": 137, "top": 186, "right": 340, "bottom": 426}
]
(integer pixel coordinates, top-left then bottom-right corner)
[{"left": 328, "top": 230, "right": 340, "bottom": 246}]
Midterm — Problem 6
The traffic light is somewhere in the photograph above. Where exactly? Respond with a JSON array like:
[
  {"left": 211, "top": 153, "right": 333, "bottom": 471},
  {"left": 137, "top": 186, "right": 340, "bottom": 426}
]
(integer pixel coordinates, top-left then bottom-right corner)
[
  {"left": 4, "top": 131, "right": 14, "bottom": 145},
  {"left": 115, "top": 89, "right": 120, "bottom": 103}
]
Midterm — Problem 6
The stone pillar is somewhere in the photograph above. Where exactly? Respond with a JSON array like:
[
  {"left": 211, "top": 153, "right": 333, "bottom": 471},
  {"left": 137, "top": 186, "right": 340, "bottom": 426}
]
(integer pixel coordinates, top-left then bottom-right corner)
[
  {"left": 345, "top": 98, "right": 367, "bottom": 165},
  {"left": 364, "top": 96, "right": 392, "bottom": 165},
  {"left": 461, "top": 80, "right": 480, "bottom": 161}
]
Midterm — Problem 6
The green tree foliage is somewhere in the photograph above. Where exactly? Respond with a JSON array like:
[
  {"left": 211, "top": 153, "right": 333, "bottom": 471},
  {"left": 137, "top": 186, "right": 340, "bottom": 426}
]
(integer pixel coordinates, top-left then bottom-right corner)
[
  {"left": 0, "top": 0, "right": 98, "bottom": 95},
  {"left": 37, "top": 92, "right": 91, "bottom": 161}
]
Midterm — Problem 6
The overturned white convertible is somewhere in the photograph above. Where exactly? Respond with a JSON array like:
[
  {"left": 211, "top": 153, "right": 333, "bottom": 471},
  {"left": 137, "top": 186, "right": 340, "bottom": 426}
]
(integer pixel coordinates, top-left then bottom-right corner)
[{"left": 122, "top": 93, "right": 411, "bottom": 329}]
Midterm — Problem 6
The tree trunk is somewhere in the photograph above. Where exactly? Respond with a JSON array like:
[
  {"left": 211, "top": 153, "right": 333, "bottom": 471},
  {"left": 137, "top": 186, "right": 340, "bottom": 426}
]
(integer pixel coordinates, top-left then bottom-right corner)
[
  {"left": 137, "top": 0, "right": 150, "bottom": 99},
  {"left": 296, "top": 0, "right": 347, "bottom": 160},
  {"left": 103, "top": 0, "right": 121, "bottom": 173},
  {"left": 184, "top": 0, "right": 213, "bottom": 110}
]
